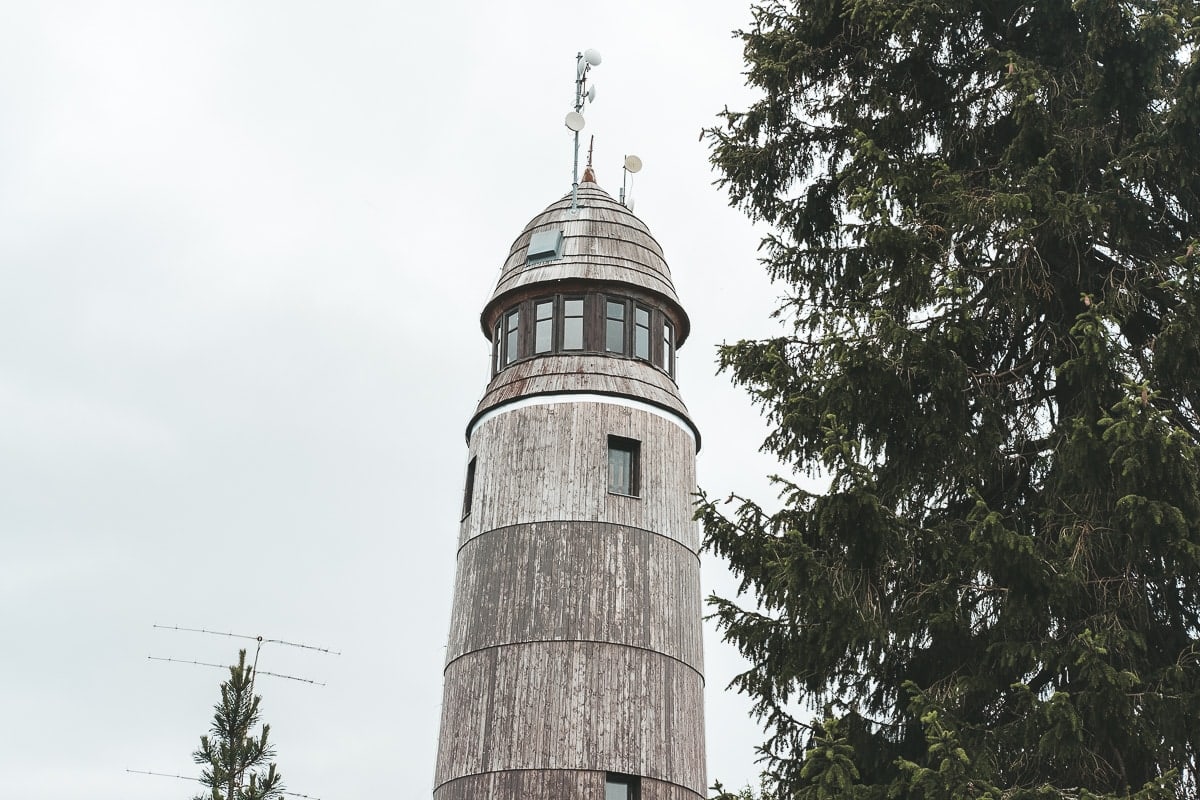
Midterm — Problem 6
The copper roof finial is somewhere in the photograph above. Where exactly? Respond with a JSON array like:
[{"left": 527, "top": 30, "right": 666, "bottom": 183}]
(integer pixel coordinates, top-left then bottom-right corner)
[{"left": 582, "top": 136, "right": 597, "bottom": 183}]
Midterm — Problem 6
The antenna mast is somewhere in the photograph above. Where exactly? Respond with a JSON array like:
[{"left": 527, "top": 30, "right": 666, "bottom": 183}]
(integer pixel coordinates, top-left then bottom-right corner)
[{"left": 564, "top": 49, "right": 601, "bottom": 212}]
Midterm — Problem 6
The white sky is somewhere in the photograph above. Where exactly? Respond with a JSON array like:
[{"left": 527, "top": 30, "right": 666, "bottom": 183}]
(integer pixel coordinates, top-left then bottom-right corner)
[{"left": 1, "top": 2, "right": 794, "bottom": 797}]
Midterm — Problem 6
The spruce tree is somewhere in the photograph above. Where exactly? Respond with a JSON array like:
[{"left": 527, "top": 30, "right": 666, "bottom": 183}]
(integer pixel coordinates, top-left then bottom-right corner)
[
  {"left": 702, "top": 2, "right": 1200, "bottom": 798},
  {"left": 192, "top": 649, "right": 284, "bottom": 800}
]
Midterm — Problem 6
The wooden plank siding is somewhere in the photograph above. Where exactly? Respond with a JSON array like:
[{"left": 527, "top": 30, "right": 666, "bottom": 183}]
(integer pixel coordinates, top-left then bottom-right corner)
[
  {"left": 433, "top": 642, "right": 706, "bottom": 795},
  {"left": 434, "top": 770, "right": 703, "bottom": 800},
  {"left": 461, "top": 403, "right": 699, "bottom": 549},
  {"left": 444, "top": 520, "right": 704, "bottom": 671},
  {"left": 473, "top": 354, "right": 692, "bottom": 425}
]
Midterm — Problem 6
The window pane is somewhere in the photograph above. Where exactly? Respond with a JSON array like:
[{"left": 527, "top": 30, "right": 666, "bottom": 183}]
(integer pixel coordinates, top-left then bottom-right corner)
[
  {"left": 608, "top": 447, "right": 631, "bottom": 495},
  {"left": 505, "top": 310, "right": 520, "bottom": 364},
  {"left": 606, "top": 782, "right": 629, "bottom": 800},
  {"left": 564, "top": 317, "right": 583, "bottom": 350},
  {"left": 634, "top": 306, "right": 650, "bottom": 359},
  {"left": 662, "top": 320, "right": 674, "bottom": 374},
  {"left": 561, "top": 298, "right": 584, "bottom": 350},
  {"left": 606, "top": 300, "right": 625, "bottom": 353},
  {"left": 534, "top": 301, "right": 553, "bottom": 353},
  {"left": 494, "top": 322, "right": 502, "bottom": 373}
]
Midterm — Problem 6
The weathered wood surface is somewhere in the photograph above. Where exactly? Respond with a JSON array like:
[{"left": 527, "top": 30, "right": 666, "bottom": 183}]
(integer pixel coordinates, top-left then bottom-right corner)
[
  {"left": 461, "top": 403, "right": 699, "bottom": 549},
  {"left": 433, "top": 770, "right": 703, "bottom": 800},
  {"left": 490, "top": 182, "right": 681, "bottom": 305},
  {"left": 434, "top": 641, "right": 707, "bottom": 795},
  {"left": 473, "top": 353, "right": 692, "bottom": 425},
  {"left": 445, "top": 520, "right": 703, "bottom": 670}
]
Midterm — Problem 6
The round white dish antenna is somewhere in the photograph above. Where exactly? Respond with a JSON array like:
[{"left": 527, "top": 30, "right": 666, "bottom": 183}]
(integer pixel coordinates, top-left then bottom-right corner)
[
  {"left": 584, "top": 48, "right": 602, "bottom": 66},
  {"left": 623, "top": 154, "right": 643, "bottom": 173},
  {"left": 565, "top": 111, "right": 586, "bottom": 132},
  {"left": 587, "top": 85, "right": 597, "bottom": 103}
]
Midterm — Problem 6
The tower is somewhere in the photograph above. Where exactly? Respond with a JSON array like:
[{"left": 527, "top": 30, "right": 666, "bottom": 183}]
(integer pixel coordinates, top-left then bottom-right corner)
[{"left": 432, "top": 173, "right": 706, "bottom": 800}]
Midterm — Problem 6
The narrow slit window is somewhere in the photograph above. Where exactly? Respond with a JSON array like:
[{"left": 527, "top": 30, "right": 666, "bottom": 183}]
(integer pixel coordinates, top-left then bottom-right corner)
[
  {"left": 563, "top": 298, "right": 584, "bottom": 350},
  {"left": 534, "top": 300, "right": 554, "bottom": 353},
  {"left": 661, "top": 319, "right": 675, "bottom": 375},
  {"left": 493, "top": 321, "right": 503, "bottom": 374},
  {"left": 607, "top": 435, "right": 640, "bottom": 497},
  {"left": 605, "top": 774, "right": 639, "bottom": 800},
  {"left": 504, "top": 309, "right": 520, "bottom": 364},
  {"left": 605, "top": 300, "right": 626, "bottom": 353},
  {"left": 461, "top": 457, "right": 476, "bottom": 519},
  {"left": 634, "top": 306, "right": 650, "bottom": 360}
]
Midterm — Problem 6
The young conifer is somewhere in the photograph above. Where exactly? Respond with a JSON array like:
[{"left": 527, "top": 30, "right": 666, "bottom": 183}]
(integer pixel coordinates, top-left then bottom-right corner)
[{"left": 192, "top": 649, "right": 284, "bottom": 800}]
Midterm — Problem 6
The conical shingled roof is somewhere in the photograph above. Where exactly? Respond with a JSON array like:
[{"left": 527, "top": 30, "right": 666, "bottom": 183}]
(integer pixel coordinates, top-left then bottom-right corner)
[{"left": 481, "top": 181, "right": 690, "bottom": 345}]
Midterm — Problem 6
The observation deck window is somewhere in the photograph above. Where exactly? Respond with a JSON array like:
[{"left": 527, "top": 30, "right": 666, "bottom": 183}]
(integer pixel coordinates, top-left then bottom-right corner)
[{"left": 490, "top": 293, "right": 677, "bottom": 378}]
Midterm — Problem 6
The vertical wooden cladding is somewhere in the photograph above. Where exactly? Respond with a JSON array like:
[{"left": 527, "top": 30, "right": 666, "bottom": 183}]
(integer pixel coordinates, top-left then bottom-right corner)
[
  {"left": 461, "top": 403, "right": 698, "bottom": 550},
  {"left": 434, "top": 771, "right": 703, "bottom": 800},
  {"left": 445, "top": 521, "right": 704, "bottom": 670},
  {"left": 434, "top": 642, "right": 706, "bottom": 796},
  {"left": 474, "top": 354, "right": 692, "bottom": 423}
]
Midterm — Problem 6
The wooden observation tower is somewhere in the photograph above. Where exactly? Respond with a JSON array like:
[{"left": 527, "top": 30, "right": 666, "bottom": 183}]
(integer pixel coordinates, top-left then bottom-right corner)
[{"left": 431, "top": 165, "right": 707, "bottom": 799}]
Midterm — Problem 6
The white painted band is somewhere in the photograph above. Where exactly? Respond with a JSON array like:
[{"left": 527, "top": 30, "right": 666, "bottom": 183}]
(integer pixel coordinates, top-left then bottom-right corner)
[{"left": 469, "top": 393, "right": 698, "bottom": 446}]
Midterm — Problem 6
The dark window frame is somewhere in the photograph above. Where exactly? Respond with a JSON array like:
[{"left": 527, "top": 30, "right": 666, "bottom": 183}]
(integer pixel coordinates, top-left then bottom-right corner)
[
  {"left": 605, "top": 773, "right": 640, "bottom": 800},
  {"left": 562, "top": 295, "right": 585, "bottom": 351},
  {"left": 607, "top": 435, "right": 641, "bottom": 497},
  {"left": 633, "top": 304, "right": 651, "bottom": 360},
  {"left": 534, "top": 299, "right": 554, "bottom": 354},
  {"left": 490, "top": 293, "right": 678, "bottom": 377},
  {"left": 504, "top": 308, "right": 521, "bottom": 365},
  {"left": 461, "top": 457, "right": 477, "bottom": 519}
]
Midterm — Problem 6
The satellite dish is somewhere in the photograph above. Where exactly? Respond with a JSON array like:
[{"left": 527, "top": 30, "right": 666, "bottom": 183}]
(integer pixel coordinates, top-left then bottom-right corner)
[
  {"left": 587, "top": 85, "right": 597, "bottom": 103},
  {"left": 565, "top": 111, "right": 586, "bottom": 132},
  {"left": 624, "top": 154, "right": 643, "bottom": 173},
  {"left": 584, "top": 49, "right": 602, "bottom": 66}
]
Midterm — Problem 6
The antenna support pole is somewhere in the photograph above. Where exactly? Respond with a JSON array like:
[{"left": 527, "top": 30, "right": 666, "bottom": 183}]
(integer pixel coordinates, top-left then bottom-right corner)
[{"left": 570, "top": 51, "right": 594, "bottom": 213}]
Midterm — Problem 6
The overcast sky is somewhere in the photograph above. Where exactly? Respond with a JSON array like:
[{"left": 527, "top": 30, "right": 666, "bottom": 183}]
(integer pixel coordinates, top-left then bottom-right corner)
[{"left": 1, "top": 2, "right": 795, "bottom": 797}]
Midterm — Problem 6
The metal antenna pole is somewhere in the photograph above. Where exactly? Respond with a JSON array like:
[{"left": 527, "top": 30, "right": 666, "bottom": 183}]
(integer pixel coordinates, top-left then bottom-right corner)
[{"left": 571, "top": 51, "right": 586, "bottom": 212}]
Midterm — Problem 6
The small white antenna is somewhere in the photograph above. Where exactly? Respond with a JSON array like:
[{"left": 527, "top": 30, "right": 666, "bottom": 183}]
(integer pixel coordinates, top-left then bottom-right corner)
[
  {"left": 565, "top": 49, "right": 601, "bottom": 212},
  {"left": 620, "top": 154, "right": 642, "bottom": 207}
]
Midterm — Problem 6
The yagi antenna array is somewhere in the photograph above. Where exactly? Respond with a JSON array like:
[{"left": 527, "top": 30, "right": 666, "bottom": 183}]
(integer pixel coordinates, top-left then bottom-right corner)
[
  {"left": 149, "top": 623, "right": 340, "bottom": 689},
  {"left": 152, "top": 623, "right": 341, "bottom": 655},
  {"left": 146, "top": 655, "right": 326, "bottom": 686},
  {"left": 126, "top": 769, "right": 322, "bottom": 799}
]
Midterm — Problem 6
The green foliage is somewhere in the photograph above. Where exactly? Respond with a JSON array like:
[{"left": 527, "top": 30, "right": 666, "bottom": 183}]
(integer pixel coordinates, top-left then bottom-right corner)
[
  {"left": 703, "top": 1, "right": 1200, "bottom": 798},
  {"left": 192, "top": 650, "right": 284, "bottom": 800}
]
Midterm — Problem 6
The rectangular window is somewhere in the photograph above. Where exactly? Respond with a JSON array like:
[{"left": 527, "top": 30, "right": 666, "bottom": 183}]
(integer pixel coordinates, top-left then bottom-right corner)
[
  {"left": 661, "top": 319, "right": 674, "bottom": 375},
  {"left": 634, "top": 306, "right": 650, "bottom": 360},
  {"left": 461, "top": 457, "right": 476, "bottom": 519},
  {"left": 607, "top": 435, "right": 640, "bottom": 496},
  {"left": 605, "top": 774, "right": 639, "bottom": 800},
  {"left": 535, "top": 300, "right": 554, "bottom": 353},
  {"left": 505, "top": 309, "right": 520, "bottom": 364},
  {"left": 563, "top": 298, "right": 584, "bottom": 350},
  {"left": 605, "top": 300, "right": 626, "bottom": 353}
]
